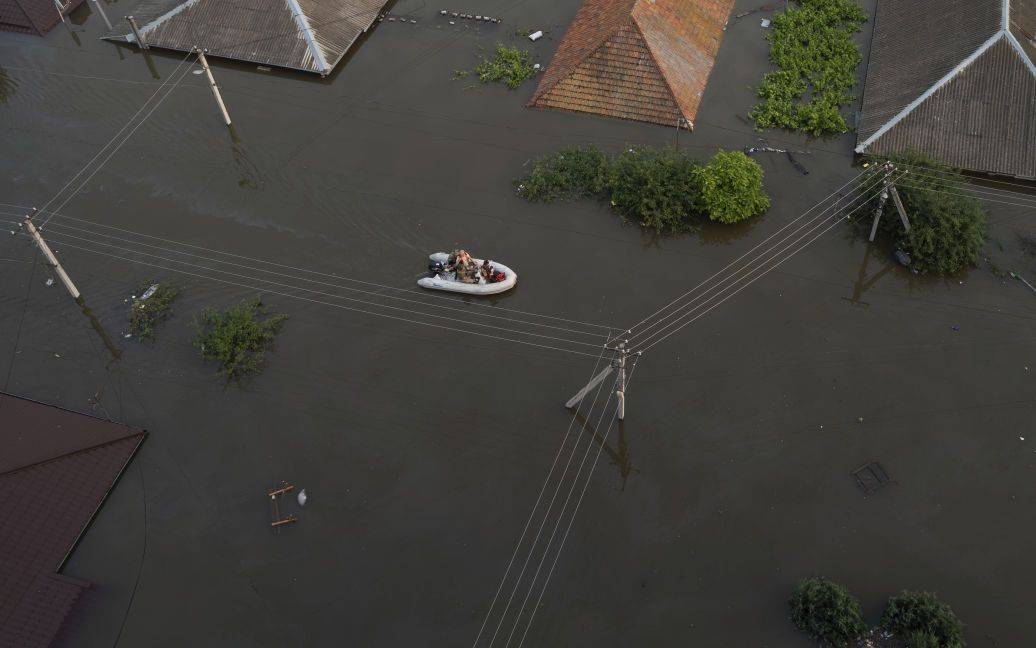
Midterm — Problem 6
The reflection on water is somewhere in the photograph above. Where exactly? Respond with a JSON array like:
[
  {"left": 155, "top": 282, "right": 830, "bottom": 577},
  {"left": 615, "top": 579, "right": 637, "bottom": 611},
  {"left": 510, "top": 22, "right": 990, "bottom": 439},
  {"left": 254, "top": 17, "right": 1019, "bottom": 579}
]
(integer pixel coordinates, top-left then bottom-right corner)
[
  {"left": 573, "top": 409, "right": 639, "bottom": 490},
  {"left": 0, "top": 69, "right": 16, "bottom": 105}
]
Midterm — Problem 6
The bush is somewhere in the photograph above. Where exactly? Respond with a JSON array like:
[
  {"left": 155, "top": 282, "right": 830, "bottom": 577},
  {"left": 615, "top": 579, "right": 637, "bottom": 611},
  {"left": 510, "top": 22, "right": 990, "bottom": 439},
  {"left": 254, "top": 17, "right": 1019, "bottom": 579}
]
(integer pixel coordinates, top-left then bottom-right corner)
[
  {"left": 693, "top": 150, "right": 771, "bottom": 224},
  {"left": 607, "top": 146, "right": 702, "bottom": 233},
  {"left": 788, "top": 578, "right": 867, "bottom": 647},
  {"left": 866, "top": 151, "right": 986, "bottom": 275},
  {"left": 128, "top": 281, "right": 180, "bottom": 342},
  {"left": 882, "top": 591, "right": 964, "bottom": 648},
  {"left": 193, "top": 297, "right": 288, "bottom": 382},
  {"left": 750, "top": 0, "right": 868, "bottom": 136},
  {"left": 515, "top": 145, "right": 609, "bottom": 203},
  {"left": 515, "top": 146, "right": 770, "bottom": 234},
  {"left": 471, "top": 45, "right": 536, "bottom": 89}
]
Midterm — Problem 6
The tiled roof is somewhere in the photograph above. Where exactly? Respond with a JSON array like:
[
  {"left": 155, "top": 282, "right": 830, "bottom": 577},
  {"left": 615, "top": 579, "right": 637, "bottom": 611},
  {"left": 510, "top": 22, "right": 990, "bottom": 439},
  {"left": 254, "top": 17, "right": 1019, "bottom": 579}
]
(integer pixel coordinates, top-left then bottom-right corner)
[
  {"left": 857, "top": 0, "right": 1036, "bottom": 179},
  {"left": 101, "top": 0, "right": 390, "bottom": 75},
  {"left": 0, "top": 393, "right": 145, "bottom": 648},
  {"left": 0, "top": 0, "right": 86, "bottom": 35},
  {"left": 529, "top": 0, "right": 734, "bottom": 128}
]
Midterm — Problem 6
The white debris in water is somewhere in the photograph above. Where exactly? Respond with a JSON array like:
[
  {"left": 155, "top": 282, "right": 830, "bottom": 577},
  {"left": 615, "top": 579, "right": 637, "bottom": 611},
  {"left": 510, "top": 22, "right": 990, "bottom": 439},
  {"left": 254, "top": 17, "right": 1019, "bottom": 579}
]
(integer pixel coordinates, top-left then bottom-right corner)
[
  {"left": 529, "top": 30, "right": 543, "bottom": 41},
  {"left": 192, "top": 69, "right": 204, "bottom": 75},
  {"left": 45, "top": 277, "right": 54, "bottom": 287},
  {"left": 297, "top": 489, "right": 308, "bottom": 506}
]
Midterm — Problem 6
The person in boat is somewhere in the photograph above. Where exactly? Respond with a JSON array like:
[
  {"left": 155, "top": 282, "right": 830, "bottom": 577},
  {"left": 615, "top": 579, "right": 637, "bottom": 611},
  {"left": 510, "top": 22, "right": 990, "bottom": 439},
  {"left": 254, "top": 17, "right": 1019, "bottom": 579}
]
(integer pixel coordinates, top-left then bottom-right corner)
[
  {"left": 449, "top": 249, "right": 479, "bottom": 284},
  {"left": 480, "top": 259, "right": 495, "bottom": 283}
]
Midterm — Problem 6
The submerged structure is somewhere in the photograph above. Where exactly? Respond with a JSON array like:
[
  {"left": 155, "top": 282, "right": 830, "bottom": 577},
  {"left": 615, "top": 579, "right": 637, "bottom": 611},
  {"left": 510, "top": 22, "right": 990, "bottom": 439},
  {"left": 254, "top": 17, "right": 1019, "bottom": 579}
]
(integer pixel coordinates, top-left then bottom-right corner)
[
  {"left": 0, "top": 0, "right": 85, "bottom": 34},
  {"left": 856, "top": 0, "right": 1036, "bottom": 179},
  {"left": 101, "top": 0, "right": 390, "bottom": 76},
  {"left": 528, "top": 0, "right": 734, "bottom": 129},
  {"left": 0, "top": 393, "right": 145, "bottom": 647}
]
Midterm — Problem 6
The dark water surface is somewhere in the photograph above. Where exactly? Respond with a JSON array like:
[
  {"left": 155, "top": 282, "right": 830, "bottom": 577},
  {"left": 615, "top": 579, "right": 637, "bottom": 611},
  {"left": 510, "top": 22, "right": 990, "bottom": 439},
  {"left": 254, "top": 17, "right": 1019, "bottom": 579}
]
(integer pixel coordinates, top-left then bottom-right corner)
[{"left": 3, "top": 0, "right": 1036, "bottom": 645}]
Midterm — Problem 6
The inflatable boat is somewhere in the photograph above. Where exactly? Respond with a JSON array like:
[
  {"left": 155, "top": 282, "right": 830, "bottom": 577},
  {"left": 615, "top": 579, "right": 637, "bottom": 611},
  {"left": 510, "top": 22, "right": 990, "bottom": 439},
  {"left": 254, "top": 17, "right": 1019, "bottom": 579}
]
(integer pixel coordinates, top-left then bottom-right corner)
[{"left": 418, "top": 252, "right": 517, "bottom": 295}]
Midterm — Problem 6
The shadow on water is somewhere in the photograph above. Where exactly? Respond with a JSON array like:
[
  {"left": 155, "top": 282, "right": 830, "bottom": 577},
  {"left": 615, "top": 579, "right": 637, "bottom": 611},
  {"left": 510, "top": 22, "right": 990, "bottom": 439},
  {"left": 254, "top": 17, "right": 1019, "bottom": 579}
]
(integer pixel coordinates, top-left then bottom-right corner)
[
  {"left": 572, "top": 409, "right": 639, "bottom": 491},
  {"left": 0, "top": 68, "right": 17, "bottom": 105}
]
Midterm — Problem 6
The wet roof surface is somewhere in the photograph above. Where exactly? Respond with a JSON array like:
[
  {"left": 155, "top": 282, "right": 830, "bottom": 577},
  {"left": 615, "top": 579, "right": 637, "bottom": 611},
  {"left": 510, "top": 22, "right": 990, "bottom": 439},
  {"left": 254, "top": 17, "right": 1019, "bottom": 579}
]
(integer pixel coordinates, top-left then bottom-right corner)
[{"left": 0, "top": 394, "right": 145, "bottom": 648}]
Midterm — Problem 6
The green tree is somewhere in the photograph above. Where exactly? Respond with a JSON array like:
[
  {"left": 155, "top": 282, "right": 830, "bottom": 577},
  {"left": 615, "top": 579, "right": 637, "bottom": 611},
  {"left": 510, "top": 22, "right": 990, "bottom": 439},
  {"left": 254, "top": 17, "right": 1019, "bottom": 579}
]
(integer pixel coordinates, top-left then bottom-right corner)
[
  {"left": 882, "top": 591, "right": 964, "bottom": 648},
  {"left": 866, "top": 151, "right": 986, "bottom": 275},
  {"left": 606, "top": 146, "right": 701, "bottom": 233},
  {"left": 515, "top": 145, "right": 609, "bottom": 203},
  {"left": 193, "top": 297, "right": 288, "bottom": 382},
  {"left": 788, "top": 578, "right": 867, "bottom": 647},
  {"left": 694, "top": 150, "right": 771, "bottom": 224}
]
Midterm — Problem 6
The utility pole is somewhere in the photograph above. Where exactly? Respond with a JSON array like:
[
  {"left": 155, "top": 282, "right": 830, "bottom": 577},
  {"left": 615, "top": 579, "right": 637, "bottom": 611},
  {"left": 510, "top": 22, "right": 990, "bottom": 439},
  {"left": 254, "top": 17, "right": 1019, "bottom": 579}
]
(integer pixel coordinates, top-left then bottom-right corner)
[
  {"left": 91, "top": 0, "right": 112, "bottom": 31},
  {"left": 868, "top": 162, "right": 911, "bottom": 242},
  {"left": 195, "top": 48, "right": 232, "bottom": 126},
  {"left": 125, "top": 15, "right": 149, "bottom": 50},
  {"left": 566, "top": 335, "right": 636, "bottom": 420},
  {"left": 24, "top": 210, "right": 80, "bottom": 300}
]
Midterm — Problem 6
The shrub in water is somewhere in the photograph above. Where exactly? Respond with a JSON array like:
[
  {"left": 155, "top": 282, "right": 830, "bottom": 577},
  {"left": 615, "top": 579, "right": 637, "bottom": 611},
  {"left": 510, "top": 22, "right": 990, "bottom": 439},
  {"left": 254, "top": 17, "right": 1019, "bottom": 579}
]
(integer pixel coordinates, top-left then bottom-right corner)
[
  {"left": 866, "top": 151, "right": 986, "bottom": 275},
  {"left": 882, "top": 591, "right": 964, "bottom": 648},
  {"left": 515, "top": 145, "right": 609, "bottom": 203},
  {"left": 750, "top": 0, "right": 868, "bottom": 136},
  {"left": 693, "top": 150, "right": 771, "bottom": 224},
  {"left": 193, "top": 297, "right": 288, "bottom": 382},
  {"left": 473, "top": 45, "right": 536, "bottom": 89},
  {"left": 788, "top": 577, "right": 867, "bottom": 647},
  {"left": 128, "top": 281, "right": 180, "bottom": 342},
  {"left": 607, "top": 146, "right": 701, "bottom": 233}
]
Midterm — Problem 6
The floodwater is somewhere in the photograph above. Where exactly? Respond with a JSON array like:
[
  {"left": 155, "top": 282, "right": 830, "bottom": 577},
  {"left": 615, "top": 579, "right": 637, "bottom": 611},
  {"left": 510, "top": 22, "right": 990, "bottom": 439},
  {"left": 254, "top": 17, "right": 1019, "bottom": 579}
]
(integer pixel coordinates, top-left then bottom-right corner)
[{"left": 2, "top": 0, "right": 1036, "bottom": 645}]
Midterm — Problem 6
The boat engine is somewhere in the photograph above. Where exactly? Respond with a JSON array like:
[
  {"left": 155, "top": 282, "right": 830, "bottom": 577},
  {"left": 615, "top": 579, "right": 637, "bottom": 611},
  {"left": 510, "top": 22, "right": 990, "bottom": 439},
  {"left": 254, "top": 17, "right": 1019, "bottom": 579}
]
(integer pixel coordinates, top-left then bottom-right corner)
[{"left": 428, "top": 261, "right": 445, "bottom": 277}]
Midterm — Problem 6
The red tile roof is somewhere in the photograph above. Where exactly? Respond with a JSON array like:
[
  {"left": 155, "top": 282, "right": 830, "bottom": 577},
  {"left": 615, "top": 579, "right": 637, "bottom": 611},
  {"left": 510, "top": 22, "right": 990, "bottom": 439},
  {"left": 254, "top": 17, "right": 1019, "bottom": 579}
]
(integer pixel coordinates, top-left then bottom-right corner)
[
  {"left": 0, "top": 393, "right": 145, "bottom": 648},
  {"left": 529, "top": 0, "right": 734, "bottom": 128}
]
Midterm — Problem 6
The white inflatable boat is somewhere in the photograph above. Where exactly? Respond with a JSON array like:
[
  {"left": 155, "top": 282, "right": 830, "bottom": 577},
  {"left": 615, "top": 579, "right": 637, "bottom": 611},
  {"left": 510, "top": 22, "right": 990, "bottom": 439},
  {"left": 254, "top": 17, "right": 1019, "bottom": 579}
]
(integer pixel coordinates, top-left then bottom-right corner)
[{"left": 418, "top": 252, "right": 517, "bottom": 295}]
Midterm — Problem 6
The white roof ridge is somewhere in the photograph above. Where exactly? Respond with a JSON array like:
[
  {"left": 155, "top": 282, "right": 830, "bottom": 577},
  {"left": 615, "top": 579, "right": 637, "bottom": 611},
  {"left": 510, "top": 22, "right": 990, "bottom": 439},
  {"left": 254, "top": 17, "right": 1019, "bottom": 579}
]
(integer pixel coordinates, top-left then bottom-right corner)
[{"left": 285, "top": 0, "right": 330, "bottom": 75}]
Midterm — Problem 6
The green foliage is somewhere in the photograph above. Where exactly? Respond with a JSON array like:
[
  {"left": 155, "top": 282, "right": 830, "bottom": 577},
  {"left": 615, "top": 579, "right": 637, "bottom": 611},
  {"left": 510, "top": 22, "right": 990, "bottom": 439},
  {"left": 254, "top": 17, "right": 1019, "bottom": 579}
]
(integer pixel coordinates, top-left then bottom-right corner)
[
  {"left": 128, "top": 282, "right": 180, "bottom": 342},
  {"left": 607, "top": 146, "right": 702, "bottom": 233},
  {"left": 193, "top": 297, "right": 288, "bottom": 382},
  {"left": 882, "top": 591, "right": 964, "bottom": 648},
  {"left": 789, "top": 578, "right": 867, "bottom": 647},
  {"left": 515, "top": 146, "right": 770, "bottom": 234},
  {"left": 866, "top": 151, "right": 986, "bottom": 275},
  {"left": 471, "top": 45, "right": 536, "bottom": 89},
  {"left": 750, "top": 0, "right": 868, "bottom": 137},
  {"left": 515, "top": 145, "right": 609, "bottom": 203},
  {"left": 693, "top": 150, "right": 771, "bottom": 224}
]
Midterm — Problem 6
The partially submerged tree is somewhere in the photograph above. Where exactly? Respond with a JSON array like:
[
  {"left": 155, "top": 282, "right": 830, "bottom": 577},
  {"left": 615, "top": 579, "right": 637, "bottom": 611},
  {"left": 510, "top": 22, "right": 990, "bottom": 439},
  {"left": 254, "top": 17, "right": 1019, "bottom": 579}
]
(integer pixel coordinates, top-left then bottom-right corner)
[
  {"left": 193, "top": 297, "right": 288, "bottom": 382},
  {"left": 693, "top": 150, "right": 771, "bottom": 224},
  {"left": 881, "top": 591, "right": 965, "bottom": 648},
  {"left": 128, "top": 281, "right": 180, "bottom": 342},
  {"left": 866, "top": 151, "right": 986, "bottom": 275},
  {"left": 788, "top": 577, "right": 867, "bottom": 647},
  {"left": 607, "top": 146, "right": 701, "bottom": 233}
]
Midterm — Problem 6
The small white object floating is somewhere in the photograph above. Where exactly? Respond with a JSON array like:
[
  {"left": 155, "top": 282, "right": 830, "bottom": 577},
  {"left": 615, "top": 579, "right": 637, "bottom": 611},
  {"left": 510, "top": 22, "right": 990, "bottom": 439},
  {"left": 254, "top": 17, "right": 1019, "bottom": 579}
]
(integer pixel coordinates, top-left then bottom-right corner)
[
  {"left": 418, "top": 252, "right": 517, "bottom": 295},
  {"left": 297, "top": 489, "right": 307, "bottom": 506},
  {"left": 529, "top": 30, "right": 543, "bottom": 41}
]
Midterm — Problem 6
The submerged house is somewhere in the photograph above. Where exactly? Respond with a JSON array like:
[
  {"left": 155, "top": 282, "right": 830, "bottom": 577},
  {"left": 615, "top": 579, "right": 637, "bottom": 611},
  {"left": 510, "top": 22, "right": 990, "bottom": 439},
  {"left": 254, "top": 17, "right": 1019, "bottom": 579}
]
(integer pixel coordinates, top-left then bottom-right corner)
[
  {"left": 856, "top": 0, "right": 1036, "bottom": 179},
  {"left": 0, "top": 0, "right": 85, "bottom": 34},
  {"left": 101, "top": 0, "right": 390, "bottom": 76},
  {"left": 528, "top": 0, "right": 734, "bottom": 129},
  {"left": 0, "top": 393, "right": 145, "bottom": 647}
]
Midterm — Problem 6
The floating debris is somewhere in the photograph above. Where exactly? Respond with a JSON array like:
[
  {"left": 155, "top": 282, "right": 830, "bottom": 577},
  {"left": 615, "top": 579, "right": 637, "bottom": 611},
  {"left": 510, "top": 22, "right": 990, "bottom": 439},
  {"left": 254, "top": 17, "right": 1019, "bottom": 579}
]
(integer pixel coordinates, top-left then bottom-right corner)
[
  {"left": 529, "top": 30, "right": 543, "bottom": 41},
  {"left": 439, "top": 9, "right": 500, "bottom": 23}
]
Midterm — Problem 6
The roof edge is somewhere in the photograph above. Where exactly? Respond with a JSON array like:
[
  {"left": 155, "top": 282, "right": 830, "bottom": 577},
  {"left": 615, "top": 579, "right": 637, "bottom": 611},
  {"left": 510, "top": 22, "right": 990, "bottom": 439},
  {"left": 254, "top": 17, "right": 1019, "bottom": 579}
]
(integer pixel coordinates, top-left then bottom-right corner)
[
  {"left": 529, "top": 13, "right": 633, "bottom": 105},
  {"left": 1004, "top": 29, "right": 1036, "bottom": 76},
  {"left": 856, "top": 31, "right": 1003, "bottom": 153},
  {"left": 284, "top": 0, "right": 330, "bottom": 75}
]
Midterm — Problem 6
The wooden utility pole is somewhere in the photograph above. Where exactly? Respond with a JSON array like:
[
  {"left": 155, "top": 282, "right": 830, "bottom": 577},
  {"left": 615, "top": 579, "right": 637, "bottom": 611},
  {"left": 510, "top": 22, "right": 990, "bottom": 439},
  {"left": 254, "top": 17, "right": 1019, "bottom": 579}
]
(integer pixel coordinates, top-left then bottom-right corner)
[
  {"left": 195, "top": 48, "right": 232, "bottom": 126},
  {"left": 125, "top": 15, "right": 149, "bottom": 50},
  {"left": 566, "top": 337, "right": 635, "bottom": 420},
  {"left": 24, "top": 212, "right": 80, "bottom": 300},
  {"left": 868, "top": 162, "right": 911, "bottom": 242}
]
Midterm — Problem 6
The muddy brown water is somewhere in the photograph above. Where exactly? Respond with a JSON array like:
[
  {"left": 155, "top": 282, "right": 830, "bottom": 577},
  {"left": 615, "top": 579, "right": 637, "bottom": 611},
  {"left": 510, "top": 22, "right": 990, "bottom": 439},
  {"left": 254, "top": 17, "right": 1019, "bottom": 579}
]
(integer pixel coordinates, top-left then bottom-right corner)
[{"left": 2, "top": 0, "right": 1036, "bottom": 645}]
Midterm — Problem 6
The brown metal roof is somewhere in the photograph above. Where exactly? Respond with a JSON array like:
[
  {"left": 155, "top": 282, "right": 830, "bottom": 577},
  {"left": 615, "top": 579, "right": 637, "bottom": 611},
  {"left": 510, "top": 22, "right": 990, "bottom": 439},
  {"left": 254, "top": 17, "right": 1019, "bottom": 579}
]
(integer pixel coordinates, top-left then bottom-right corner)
[
  {"left": 857, "top": 0, "right": 1036, "bottom": 179},
  {"left": 101, "top": 0, "right": 390, "bottom": 75},
  {"left": 529, "top": 0, "right": 734, "bottom": 128},
  {"left": 0, "top": 0, "right": 86, "bottom": 35},
  {"left": 0, "top": 393, "right": 145, "bottom": 648}
]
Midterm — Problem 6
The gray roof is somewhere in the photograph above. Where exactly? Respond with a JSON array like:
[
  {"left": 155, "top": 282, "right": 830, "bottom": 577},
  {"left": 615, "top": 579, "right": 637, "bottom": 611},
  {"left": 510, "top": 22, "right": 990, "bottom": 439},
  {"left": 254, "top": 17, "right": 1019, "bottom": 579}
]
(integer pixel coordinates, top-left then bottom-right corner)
[
  {"left": 857, "top": 0, "right": 1036, "bottom": 179},
  {"left": 101, "top": 0, "right": 389, "bottom": 75}
]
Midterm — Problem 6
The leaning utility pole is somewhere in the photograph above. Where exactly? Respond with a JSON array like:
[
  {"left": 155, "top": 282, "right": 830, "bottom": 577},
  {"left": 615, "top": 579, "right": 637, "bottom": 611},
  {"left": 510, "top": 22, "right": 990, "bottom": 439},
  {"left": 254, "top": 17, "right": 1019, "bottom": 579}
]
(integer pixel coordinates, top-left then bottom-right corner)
[
  {"left": 90, "top": 0, "right": 113, "bottom": 30},
  {"left": 24, "top": 210, "right": 80, "bottom": 300},
  {"left": 565, "top": 337, "right": 637, "bottom": 420},
  {"left": 868, "top": 162, "right": 911, "bottom": 242},
  {"left": 195, "top": 48, "right": 232, "bottom": 126},
  {"left": 125, "top": 15, "right": 149, "bottom": 50}
]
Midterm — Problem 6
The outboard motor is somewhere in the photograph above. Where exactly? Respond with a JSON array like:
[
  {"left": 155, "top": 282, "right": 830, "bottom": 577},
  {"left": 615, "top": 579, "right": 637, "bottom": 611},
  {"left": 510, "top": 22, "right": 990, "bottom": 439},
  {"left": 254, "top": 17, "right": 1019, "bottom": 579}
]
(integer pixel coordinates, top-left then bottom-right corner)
[{"left": 428, "top": 261, "right": 445, "bottom": 277}]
